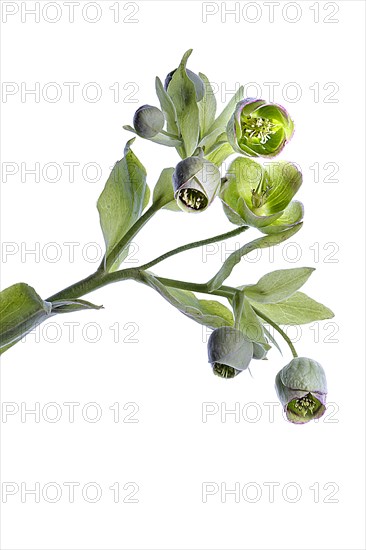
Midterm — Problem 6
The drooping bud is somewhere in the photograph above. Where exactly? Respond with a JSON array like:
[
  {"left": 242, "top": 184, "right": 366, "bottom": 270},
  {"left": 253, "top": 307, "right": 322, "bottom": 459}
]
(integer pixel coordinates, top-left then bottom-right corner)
[
  {"left": 164, "top": 68, "right": 205, "bottom": 102},
  {"left": 227, "top": 99, "right": 294, "bottom": 158},
  {"left": 275, "top": 357, "right": 327, "bottom": 424},
  {"left": 173, "top": 155, "right": 221, "bottom": 213},
  {"left": 133, "top": 105, "right": 165, "bottom": 138},
  {"left": 208, "top": 326, "right": 253, "bottom": 379}
]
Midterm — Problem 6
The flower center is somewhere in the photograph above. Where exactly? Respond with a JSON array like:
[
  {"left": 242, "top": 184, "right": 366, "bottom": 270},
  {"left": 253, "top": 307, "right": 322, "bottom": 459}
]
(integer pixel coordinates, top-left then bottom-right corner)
[
  {"left": 240, "top": 115, "right": 276, "bottom": 145},
  {"left": 251, "top": 179, "right": 273, "bottom": 209},
  {"left": 290, "top": 393, "right": 320, "bottom": 417},
  {"left": 179, "top": 188, "right": 208, "bottom": 211},
  {"left": 213, "top": 363, "right": 238, "bottom": 379}
]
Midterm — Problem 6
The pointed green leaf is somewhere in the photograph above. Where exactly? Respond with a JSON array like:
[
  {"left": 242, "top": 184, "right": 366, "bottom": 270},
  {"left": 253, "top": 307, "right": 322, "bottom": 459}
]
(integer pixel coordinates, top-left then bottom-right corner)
[
  {"left": 152, "top": 167, "right": 181, "bottom": 211},
  {"left": 205, "top": 142, "right": 235, "bottom": 167},
  {"left": 155, "top": 76, "right": 179, "bottom": 136},
  {"left": 167, "top": 50, "right": 200, "bottom": 156},
  {"left": 0, "top": 283, "right": 52, "bottom": 354},
  {"left": 208, "top": 85, "right": 244, "bottom": 134},
  {"left": 123, "top": 125, "right": 181, "bottom": 147},
  {"left": 199, "top": 128, "right": 225, "bottom": 153},
  {"left": 197, "top": 72, "right": 217, "bottom": 137},
  {"left": 51, "top": 299, "right": 103, "bottom": 313},
  {"left": 263, "top": 326, "right": 282, "bottom": 354},
  {"left": 140, "top": 271, "right": 233, "bottom": 329},
  {"left": 250, "top": 292, "right": 334, "bottom": 325},
  {"left": 244, "top": 267, "right": 315, "bottom": 304},
  {"left": 97, "top": 139, "right": 150, "bottom": 271},
  {"left": 233, "top": 290, "right": 266, "bottom": 343},
  {"left": 207, "top": 223, "right": 303, "bottom": 291}
]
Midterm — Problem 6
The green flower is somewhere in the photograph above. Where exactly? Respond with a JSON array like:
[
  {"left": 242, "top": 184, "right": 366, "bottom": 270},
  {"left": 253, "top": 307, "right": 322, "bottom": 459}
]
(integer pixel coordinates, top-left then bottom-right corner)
[
  {"left": 207, "top": 326, "right": 253, "bottom": 378},
  {"left": 227, "top": 99, "right": 294, "bottom": 158},
  {"left": 173, "top": 155, "right": 221, "bottom": 213},
  {"left": 133, "top": 105, "right": 165, "bottom": 138},
  {"left": 275, "top": 357, "right": 327, "bottom": 424},
  {"left": 220, "top": 157, "right": 303, "bottom": 233}
]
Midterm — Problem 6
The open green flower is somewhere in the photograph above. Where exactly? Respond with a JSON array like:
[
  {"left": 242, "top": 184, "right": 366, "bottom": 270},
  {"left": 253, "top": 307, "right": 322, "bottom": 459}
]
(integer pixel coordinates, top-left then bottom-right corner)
[
  {"left": 207, "top": 326, "right": 253, "bottom": 378},
  {"left": 133, "top": 105, "right": 165, "bottom": 138},
  {"left": 275, "top": 357, "right": 327, "bottom": 424},
  {"left": 227, "top": 99, "right": 294, "bottom": 158},
  {"left": 173, "top": 155, "right": 221, "bottom": 213},
  {"left": 220, "top": 157, "right": 303, "bottom": 233}
]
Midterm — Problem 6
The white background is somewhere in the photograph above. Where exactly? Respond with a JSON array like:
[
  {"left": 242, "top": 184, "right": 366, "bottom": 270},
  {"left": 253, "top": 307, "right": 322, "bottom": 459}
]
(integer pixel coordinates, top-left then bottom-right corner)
[{"left": 0, "top": 1, "right": 365, "bottom": 549}]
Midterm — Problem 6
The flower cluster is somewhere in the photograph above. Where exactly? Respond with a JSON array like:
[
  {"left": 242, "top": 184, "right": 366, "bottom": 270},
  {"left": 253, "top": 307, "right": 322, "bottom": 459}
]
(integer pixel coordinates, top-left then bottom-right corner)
[{"left": 0, "top": 50, "right": 334, "bottom": 426}]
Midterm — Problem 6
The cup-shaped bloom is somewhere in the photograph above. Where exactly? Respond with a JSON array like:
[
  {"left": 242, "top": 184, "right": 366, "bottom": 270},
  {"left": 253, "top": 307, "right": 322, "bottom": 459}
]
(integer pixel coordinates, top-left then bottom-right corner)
[
  {"left": 165, "top": 68, "right": 205, "bottom": 102},
  {"left": 208, "top": 326, "right": 253, "bottom": 378},
  {"left": 220, "top": 157, "right": 303, "bottom": 233},
  {"left": 275, "top": 357, "right": 327, "bottom": 424},
  {"left": 227, "top": 99, "right": 294, "bottom": 158},
  {"left": 133, "top": 105, "right": 165, "bottom": 138},
  {"left": 173, "top": 156, "right": 221, "bottom": 213}
]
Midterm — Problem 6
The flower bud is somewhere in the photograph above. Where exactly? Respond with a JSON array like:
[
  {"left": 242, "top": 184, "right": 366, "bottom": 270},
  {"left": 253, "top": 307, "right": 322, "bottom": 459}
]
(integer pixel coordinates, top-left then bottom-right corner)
[
  {"left": 164, "top": 68, "right": 205, "bottom": 102},
  {"left": 133, "top": 105, "right": 165, "bottom": 138},
  {"left": 173, "top": 156, "right": 221, "bottom": 213},
  {"left": 227, "top": 99, "right": 294, "bottom": 158},
  {"left": 275, "top": 357, "right": 327, "bottom": 424},
  {"left": 208, "top": 326, "right": 253, "bottom": 379}
]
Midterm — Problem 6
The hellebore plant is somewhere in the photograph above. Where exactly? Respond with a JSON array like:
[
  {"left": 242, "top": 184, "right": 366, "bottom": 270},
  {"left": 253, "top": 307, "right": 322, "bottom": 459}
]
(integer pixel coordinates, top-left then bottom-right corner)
[{"left": 0, "top": 50, "right": 334, "bottom": 424}]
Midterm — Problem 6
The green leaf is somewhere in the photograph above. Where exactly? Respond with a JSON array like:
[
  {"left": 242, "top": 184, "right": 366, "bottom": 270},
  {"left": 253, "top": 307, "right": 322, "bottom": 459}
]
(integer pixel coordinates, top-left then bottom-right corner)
[
  {"left": 199, "top": 128, "right": 225, "bottom": 154},
  {"left": 263, "top": 326, "right": 282, "bottom": 354},
  {"left": 0, "top": 283, "right": 52, "bottom": 354},
  {"left": 123, "top": 125, "right": 181, "bottom": 147},
  {"left": 205, "top": 142, "right": 235, "bottom": 167},
  {"left": 250, "top": 292, "right": 334, "bottom": 325},
  {"left": 140, "top": 271, "right": 233, "bottom": 329},
  {"left": 207, "top": 223, "right": 302, "bottom": 291},
  {"left": 197, "top": 72, "right": 217, "bottom": 138},
  {"left": 167, "top": 50, "right": 200, "bottom": 156},
  {"left": 97, "top": 139, "right": 150, "bottom": 271},
  {"left": 207, "top": 85, "right": 244, "bottom": 134},
  {"left": 244, "top": 267, "right": 315, "bottom": 304},
  {"left": 155, "top": 76, "right": 179, "bottom": 136},
  {"left": 152, "top": 167, "right": 180, "bottom": 211},
  {"left": 232, "top": 290, "right": 266, "bottom": 343},
  {"left": 51, "top": 299, "right": 103, "bottom": 313}
]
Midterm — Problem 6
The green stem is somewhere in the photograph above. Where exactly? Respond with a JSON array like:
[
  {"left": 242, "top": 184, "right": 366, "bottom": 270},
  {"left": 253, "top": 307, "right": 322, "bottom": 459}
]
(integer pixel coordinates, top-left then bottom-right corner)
[
  {"left": 252, "top": 306, "right": 298, "bottom": 358},
  {"left": 155, "top": 277, "right": 234, "bottom": 299},
  {"left": 46, "top": 268, "right": 139, "bottom": 302},
  {"left": 160, "top": 129, "right": 181, "bottom": 140},
  {"left": 139, "top": 225, "right": 249, "bottom": 271},
  {"left": 101, "top": 201, "right": 163, "bottom": 273}
]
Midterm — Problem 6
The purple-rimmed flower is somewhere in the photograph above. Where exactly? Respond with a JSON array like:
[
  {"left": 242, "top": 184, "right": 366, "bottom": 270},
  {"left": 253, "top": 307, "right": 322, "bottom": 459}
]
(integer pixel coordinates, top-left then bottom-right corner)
[
  {"left": 275, "top": 357, "right": 327, "bottom": 424},
  {"left": 227, "top": 99, "right": 294, "bottom": 158}
]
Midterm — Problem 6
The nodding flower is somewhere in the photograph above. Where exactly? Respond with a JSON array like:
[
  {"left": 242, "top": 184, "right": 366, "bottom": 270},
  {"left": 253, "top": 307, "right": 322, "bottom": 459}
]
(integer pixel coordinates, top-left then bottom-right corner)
[
  {"left": 275, "top": 357, "right": 327, "bottom": 424},
  {"left": 207, "top": 326, "right": 254, "bottom": 379}
]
